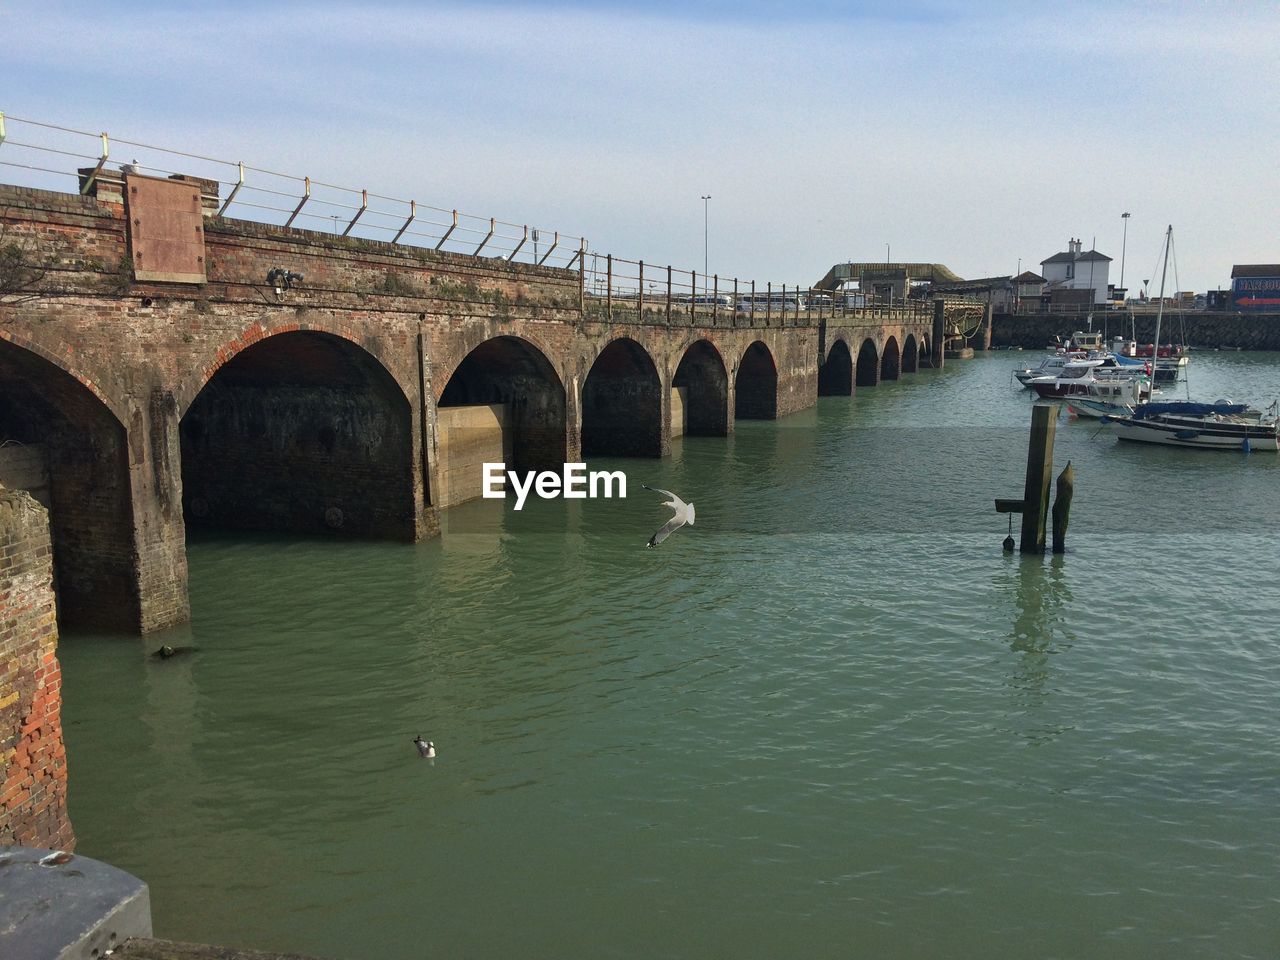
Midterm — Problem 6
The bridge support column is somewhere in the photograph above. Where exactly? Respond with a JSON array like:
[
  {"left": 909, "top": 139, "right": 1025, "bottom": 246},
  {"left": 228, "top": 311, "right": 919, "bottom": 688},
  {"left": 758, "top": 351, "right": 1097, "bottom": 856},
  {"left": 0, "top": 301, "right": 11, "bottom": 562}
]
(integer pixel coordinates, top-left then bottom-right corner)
[
  {"left": 126, "top": 390, "right": 191, "bottom": 633},
  {"left": 567, "top": 372, "right": 583, "bottom": 465},
  {"left": 977, "top": 303, "right": 993, "bottom": 351},
  {"left": 658, "top": 369, "right": 674, "bottom": 456},
  {"left": 931, "top": 300, "right": 946, "bottom": 370}
]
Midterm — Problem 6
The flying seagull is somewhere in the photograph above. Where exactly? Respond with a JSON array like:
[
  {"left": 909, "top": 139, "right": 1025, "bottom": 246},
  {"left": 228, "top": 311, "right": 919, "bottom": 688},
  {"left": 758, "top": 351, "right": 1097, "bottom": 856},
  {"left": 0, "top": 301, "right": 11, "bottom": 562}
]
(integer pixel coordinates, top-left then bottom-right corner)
[
  {"left": 642, "top": 484, "right": 695, "bottom": 548},
  {"left": 412, "top": 735, "right": 436, "bottom": 759}
]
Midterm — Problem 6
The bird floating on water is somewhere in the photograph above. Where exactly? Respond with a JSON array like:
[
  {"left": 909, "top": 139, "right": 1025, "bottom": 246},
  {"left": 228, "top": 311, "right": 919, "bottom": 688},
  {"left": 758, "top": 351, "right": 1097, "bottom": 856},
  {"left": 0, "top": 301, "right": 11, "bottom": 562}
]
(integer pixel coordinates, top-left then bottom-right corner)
[
  {"left": 412, "top": 735, "right": 436, "bottom": 759},
  {"left": 642, "top": 484, "right": 695, "bottom": 547}
]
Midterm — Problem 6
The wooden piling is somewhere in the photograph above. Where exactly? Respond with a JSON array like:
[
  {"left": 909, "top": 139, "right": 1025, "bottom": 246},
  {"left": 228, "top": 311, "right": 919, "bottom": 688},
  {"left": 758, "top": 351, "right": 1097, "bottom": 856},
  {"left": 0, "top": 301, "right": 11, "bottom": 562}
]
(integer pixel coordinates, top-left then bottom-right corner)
[
  {"left": 1051, "top": 460, "right": 1074, "bottom": 554},
  {"left": 1019, "top": 404, "right": 1057, "bottom": 554}
]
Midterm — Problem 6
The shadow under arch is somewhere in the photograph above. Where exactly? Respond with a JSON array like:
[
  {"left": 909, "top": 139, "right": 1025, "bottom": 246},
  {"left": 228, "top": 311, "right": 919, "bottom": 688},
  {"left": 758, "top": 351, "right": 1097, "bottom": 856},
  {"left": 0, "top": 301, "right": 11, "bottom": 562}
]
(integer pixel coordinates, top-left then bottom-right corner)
[
  {"left": 819, "top": 338, "right": 853, "bottom": 396},
  {"left": 0, "top": 338, "right": 140, "bottom": 630},
  {"left": 438, "top": 334, "right": 567, "bottom": 473},
  {"left": 672, "top": 338, "right": 730, "bottom": 436},
  {"left": 903, "top": 333, "right": 919, "bottom": 373},
  {"left": 582, "top": 337, "right": 662, "bottom": 457},
  {"left": 856, "top": 338, "right": 880, "bottom": 387},
  {"left": 735, "top": 340, "right": 778, "bottom": 419},
  {"left": 881, "top": 335, "right": 902, "bottom": 381},
  {"left": 180, "top": 330, "right": 416, "bottom": 539}
]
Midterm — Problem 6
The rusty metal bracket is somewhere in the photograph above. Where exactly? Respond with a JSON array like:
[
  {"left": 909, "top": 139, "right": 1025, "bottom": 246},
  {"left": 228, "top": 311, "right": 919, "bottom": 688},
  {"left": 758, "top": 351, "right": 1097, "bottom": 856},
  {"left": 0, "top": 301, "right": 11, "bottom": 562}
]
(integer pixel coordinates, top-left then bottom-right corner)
[
  {"left": 284, "top": 176, "right": 311, "bottom": 228},
  {"left": 218, "top": 161, "right": 244, "bottom": 217},
  {"left": 537, "top": 231, "right": 560, "bottom": 266},
  {"left": 80, "top": 131, "right": 110, "bottom": 195},
  {"left": 474, "top": 218, "right": 495, "bottom": 256},
  {"left": 435, "top": 211, "right": 458, "bottom": 250},
  {"left": 343, "top": 189, "right": 368, "bottom": 236},
  {"left": 393, "top": 199, "right": 416, "bottom": 244},
  {"left": 508, "top": 225, "right": 528, "bottom": 262}
]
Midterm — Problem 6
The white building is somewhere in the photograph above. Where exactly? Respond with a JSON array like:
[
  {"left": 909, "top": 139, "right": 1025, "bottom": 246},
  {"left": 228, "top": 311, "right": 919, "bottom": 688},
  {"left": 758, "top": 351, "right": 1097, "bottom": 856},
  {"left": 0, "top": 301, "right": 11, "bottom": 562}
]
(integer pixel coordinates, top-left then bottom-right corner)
[{"left": 1040, "top": 238, "right": 1112, "bottom": 305}]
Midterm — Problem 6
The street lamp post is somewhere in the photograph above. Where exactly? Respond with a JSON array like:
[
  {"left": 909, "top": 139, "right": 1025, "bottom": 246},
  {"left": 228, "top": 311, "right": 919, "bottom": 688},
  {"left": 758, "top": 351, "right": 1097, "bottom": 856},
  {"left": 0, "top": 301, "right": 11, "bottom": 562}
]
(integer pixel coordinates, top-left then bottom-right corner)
[
  {"left": 701, "top": 195, "right": 711, "bottom": 295},
  {"left": 1119, "top": 212, "right": 1131, "bottom": 302}
]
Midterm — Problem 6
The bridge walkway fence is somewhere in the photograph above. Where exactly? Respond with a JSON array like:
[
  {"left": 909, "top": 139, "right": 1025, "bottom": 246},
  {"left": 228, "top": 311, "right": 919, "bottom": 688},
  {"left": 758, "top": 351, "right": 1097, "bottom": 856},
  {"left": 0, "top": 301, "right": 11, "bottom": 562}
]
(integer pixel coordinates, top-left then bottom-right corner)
[
  {"left": 581, "top": 251, "right": 934, "bottom": 330},
  {"left": 0, "top": 111, "right": 588, "bottom": 271}
]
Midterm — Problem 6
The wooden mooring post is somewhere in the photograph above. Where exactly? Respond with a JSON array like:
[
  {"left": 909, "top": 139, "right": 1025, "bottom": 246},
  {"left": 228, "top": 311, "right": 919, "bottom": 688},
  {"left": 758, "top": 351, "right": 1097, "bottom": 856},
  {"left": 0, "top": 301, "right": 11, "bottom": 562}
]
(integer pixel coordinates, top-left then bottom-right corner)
[{"left": 995, "top": 404, "right": 1058, "bottom": 554}]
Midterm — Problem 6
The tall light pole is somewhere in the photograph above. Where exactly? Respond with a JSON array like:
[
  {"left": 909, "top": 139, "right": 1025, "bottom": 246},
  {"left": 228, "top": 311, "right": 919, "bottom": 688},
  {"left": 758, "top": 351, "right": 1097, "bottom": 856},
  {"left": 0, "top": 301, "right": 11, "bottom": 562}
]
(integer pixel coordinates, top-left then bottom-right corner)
[
  {"left": 1119, "top": 212, "right": 1131, "bottom": 302},
  {"left": 701, "top": 195, "right": 711, "bottom": 295}
]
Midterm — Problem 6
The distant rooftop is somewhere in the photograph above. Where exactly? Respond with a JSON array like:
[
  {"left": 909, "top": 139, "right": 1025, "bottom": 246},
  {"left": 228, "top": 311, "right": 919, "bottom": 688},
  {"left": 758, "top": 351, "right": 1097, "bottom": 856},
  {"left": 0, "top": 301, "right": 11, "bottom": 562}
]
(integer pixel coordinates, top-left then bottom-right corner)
[{"left": 1231, "top": 264, "right": 1280, "bottom": 278}]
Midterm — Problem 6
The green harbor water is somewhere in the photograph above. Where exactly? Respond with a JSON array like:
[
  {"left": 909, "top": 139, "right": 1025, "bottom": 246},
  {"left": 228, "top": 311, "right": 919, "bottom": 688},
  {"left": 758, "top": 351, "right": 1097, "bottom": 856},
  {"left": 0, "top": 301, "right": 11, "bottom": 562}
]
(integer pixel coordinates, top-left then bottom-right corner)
[{"left": 60, "top": 352, "right": 1280, "bottom": 959}]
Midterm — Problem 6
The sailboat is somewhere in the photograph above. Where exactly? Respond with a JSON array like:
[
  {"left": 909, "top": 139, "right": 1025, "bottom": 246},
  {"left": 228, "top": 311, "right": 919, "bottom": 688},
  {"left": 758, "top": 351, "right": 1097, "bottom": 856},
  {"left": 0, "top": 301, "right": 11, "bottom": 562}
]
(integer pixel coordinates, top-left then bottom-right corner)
[{"left": 1107, "top": 226, "right": 1280, "bottom": 451}]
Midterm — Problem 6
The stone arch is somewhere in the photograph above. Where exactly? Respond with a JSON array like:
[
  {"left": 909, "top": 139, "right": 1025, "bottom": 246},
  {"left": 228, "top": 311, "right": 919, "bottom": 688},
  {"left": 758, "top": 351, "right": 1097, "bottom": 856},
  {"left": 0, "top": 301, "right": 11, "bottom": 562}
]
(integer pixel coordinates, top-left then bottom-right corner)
[
  {"left": 180, "top": 331, "right": 416, "bottom": 538},
  {"left": 672, "top": 338, "right": 729, "bottom": 437},
  {"left": 903, "top": 333, "right": 919, "bottom": 373},
  {"left": 819, "top": 338, "right": 853, "bottom": 396},
  {"left": 437, "top": 335, "right": 567, "bottom": 505},
  {"left": 582, "top": 337, "right": 663, "bottom": 457},
  {"left": 0, "top": 338, "right": 140, "bottom": 631},
  {"left": 881, "top": 336, "right": 902, "bottom": 381},
  {"left": 735, "top": 341, "right": 778, "bottom": 420},
  {"left": 856, "top": 338, "right": 880, "bottom": 387}
]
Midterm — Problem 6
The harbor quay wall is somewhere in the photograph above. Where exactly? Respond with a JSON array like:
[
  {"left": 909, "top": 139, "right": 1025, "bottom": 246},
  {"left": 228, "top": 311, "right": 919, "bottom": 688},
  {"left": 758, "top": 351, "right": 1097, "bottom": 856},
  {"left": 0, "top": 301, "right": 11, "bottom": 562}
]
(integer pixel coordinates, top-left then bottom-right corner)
[
  {"left": 0, "top": 487, "right": 73, "bottom": 851},
  {"left": 992, "top": 311, "right": 1280, "bottom": 351}
]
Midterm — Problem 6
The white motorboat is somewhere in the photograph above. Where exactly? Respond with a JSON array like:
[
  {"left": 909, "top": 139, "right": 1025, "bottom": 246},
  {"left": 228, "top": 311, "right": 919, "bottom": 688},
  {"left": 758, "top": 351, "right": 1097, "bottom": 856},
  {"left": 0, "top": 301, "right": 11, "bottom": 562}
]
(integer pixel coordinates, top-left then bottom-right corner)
[
  {"left": 1026, "top": 360, "right": 1151, "bottom": 400},
  {"left": 1013, "top": 350, "right": 1137, "bottom": 388},
  {"left": 1065, "top": 377, "right": 1146, "bottom": 419}
]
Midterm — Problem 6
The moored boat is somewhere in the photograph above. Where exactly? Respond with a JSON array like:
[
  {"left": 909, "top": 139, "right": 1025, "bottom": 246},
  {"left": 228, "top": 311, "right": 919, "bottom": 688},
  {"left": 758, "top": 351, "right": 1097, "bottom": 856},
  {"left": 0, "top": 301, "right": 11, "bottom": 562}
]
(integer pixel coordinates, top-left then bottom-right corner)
[
  {"left": 1026, "top": 360, "right": 1151, "bottom": 400},
  {"left": 1108, "top": 400, "right": 1279, "bottom": 451},
  {"left": 1065, "top": 377, "right": 1146, "bottom": 419}
]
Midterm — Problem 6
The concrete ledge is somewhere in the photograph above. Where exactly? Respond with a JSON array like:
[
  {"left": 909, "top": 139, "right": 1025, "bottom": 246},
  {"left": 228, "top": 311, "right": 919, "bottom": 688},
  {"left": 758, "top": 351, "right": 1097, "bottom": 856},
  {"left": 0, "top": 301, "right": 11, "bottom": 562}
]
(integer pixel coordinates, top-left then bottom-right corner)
[
  {"left": 117, "top": 939, "right": 334, "bottom": 960},
  {"left": 0, "top": 847, "right": 151, "bottom": 960}
]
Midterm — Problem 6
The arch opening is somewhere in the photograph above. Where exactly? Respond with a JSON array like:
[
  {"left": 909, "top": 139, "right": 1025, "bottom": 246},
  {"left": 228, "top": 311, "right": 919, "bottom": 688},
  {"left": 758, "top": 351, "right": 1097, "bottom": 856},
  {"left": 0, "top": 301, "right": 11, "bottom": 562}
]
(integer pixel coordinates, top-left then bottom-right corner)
[
  {"left": 881, "top": 336, "right": 902, "bottom": 381},
  {"left": 818, "top": 339, "right": 853, "bottom": 396},
  {"left": 672, "top": 340, "right": 729, "bottom": 437},
  {"left": 180, "top": 331, "right": 415, "bottom": 538},
  {"left": 0, "top": 340, "right": 139, "bottom": 631},
  {"left": 437, "top": 336, "right": 566, "bottom": 506},
  {"left": 582, "top": 338, "right": 663, "bottom": 457},
  {"left": 903, "top": 334, "right": 919, "bottom": 373},
  {"left": 735, "top": 341, "right": 778, "bottom": 420},
  {"left": 856, "top": 338, "right": 880, "bottom": 388}
]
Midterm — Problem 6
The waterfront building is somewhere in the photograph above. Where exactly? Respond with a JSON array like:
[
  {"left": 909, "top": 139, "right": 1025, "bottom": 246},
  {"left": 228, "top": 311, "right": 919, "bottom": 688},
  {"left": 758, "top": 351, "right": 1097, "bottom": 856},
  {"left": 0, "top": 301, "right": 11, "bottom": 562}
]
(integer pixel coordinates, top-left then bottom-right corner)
[
  {"left": 1230, "top": 264, "right": 1280, "bottom": 310},
  {"left": 1040, "top": 238, "right": 1112, "bottom": 305}
]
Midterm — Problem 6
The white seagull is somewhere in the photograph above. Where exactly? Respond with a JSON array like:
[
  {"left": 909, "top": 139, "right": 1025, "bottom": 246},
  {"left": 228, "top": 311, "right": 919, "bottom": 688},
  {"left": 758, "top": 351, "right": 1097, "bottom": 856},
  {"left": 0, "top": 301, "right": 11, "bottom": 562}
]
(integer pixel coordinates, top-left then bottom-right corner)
[
  {"left": 642, "top": 484, "right": 695, "bottom": 548},
  {"left": 412, "top": 735, "right": 436, "bottom": 759}
]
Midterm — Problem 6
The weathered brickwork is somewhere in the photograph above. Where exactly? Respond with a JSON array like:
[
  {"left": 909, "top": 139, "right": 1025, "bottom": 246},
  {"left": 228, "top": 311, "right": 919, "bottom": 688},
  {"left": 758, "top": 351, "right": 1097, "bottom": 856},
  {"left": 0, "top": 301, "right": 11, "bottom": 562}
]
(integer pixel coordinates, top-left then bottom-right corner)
[
  {"left": 1, "top": 181, "right": 930, "bottom": 637},
  {"left": 0, "top": 487, "right": 73, "bottom": 851}
]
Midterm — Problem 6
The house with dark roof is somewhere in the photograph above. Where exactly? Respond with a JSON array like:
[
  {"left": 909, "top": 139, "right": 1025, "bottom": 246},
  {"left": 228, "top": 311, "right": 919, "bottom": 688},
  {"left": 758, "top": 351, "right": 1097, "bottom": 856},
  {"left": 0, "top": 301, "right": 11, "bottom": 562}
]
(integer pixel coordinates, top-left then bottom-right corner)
[
  {"left": 1040, "top": 239, "right": 1112, "bottom": 305},
  {"left": 1230, "top": 264, "right": 1280, "bottom": 309}
]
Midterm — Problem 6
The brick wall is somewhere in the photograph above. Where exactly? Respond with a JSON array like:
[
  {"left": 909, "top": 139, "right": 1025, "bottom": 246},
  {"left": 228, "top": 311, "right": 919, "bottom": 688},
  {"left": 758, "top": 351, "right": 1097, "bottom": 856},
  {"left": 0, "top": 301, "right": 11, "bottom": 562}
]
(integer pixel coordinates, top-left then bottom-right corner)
[{"left": 0, "top": 487, "right": 73, "bottom": 850}]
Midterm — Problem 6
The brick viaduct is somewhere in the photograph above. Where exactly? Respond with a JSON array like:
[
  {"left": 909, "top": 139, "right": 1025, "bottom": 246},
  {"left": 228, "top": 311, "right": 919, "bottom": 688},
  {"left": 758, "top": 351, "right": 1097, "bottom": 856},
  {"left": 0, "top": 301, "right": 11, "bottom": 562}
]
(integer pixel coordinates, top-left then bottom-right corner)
[{"left": 0, "top": 175, "right": 943, "bottom": 636}]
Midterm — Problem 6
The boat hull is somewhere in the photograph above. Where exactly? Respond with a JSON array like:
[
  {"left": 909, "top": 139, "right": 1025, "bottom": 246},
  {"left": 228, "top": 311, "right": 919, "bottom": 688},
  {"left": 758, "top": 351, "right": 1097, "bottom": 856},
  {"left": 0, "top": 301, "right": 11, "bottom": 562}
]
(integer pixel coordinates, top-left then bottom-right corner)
[
  {"left": 1067, "top": 398, "right": 1134, "bottom": 419},
  {"left": 1112, "top": 416, "right": 1279, "bottom": 451}
]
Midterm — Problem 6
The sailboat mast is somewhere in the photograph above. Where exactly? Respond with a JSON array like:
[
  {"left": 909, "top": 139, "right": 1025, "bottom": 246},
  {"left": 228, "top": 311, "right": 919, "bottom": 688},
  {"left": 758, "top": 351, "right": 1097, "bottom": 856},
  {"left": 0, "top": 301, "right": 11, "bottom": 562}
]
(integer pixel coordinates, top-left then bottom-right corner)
[{"left": 1151, "top": 225, "right": 1172, "bottom": 382}]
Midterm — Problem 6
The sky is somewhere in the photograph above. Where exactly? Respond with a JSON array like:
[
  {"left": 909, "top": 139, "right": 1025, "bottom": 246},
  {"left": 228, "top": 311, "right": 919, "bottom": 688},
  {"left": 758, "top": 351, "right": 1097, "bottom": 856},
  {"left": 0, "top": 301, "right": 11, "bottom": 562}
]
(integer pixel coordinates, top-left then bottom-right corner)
[{"left": 4, "top": 0, "right": 1278, "bottom": 293}]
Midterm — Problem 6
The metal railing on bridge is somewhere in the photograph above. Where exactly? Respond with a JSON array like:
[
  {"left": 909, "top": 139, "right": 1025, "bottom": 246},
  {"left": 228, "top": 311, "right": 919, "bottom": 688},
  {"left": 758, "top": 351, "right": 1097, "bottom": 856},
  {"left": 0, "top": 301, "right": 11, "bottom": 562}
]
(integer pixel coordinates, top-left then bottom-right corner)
[
  {"left": 0, "top": 112, "right": 587, "bottom": 271},
  {"left": 580, "top": 252, "right": 934, "bottom": 326},
  {"left": 0, "top": 111, "right": 937, "bottom": 327}
]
